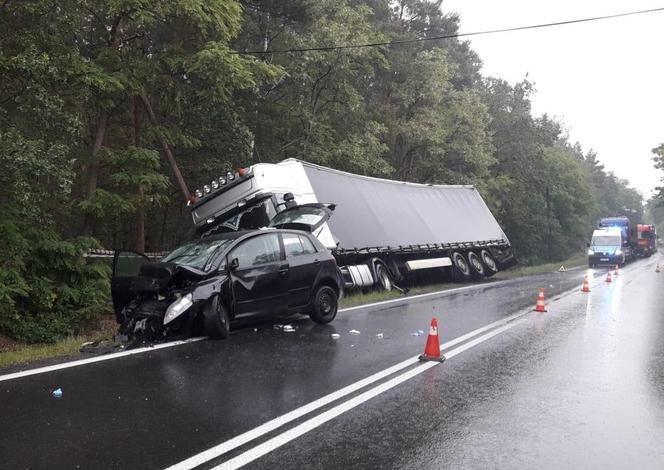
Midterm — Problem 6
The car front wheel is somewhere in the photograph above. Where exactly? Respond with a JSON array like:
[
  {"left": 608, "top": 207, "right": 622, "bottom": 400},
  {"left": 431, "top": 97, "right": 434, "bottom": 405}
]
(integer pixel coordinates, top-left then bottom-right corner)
[
  {"left": 309, "top": 285, "right": 338, "bottom": 324},
  {"left": 204, "top": 295, "right": 230, "bottom": 339}
]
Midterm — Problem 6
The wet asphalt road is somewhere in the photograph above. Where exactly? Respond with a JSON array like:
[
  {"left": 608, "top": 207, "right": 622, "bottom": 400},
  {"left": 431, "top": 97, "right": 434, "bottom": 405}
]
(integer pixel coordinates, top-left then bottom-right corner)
[{"left": 1, "top": 257, "right": 663, "bottom": 469}]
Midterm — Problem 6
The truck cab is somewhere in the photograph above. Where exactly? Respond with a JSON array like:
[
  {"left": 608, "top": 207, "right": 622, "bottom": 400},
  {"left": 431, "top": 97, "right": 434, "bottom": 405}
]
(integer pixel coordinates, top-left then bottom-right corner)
[{"left": 588, "top": 228, "right": 630, "bottom": 267}]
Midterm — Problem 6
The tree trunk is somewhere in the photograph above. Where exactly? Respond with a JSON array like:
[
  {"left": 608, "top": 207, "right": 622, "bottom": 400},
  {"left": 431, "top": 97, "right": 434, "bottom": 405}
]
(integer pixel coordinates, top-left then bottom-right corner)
[
  {"left": 133, "top": 96, "right": 145, "bottom": 252},
  {"left": 139, "top": 95, "right": 190, "bottom": 203},
  {"left": 84, "top": 112, "right": 108, "bottom": 235}
]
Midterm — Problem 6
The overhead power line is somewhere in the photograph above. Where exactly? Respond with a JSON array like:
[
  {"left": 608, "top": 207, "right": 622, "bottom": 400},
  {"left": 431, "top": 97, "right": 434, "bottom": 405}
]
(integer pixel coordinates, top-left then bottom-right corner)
[{"left": 234, "top": 6, "right": 664, "bottom": 55}]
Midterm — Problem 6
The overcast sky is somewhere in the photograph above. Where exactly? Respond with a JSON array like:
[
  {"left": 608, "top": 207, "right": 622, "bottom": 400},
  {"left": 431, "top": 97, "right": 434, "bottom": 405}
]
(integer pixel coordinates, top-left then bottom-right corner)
[{"left": 442, "top": 0, "right": 664, "bottom": 199}]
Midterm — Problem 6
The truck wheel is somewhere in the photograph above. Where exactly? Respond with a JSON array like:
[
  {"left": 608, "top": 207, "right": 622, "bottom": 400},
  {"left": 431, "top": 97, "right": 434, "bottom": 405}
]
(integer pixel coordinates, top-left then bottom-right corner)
[
  {"left": 480, "top": 250, "right": 499, "bottom": 277},
  {"left": 450, "top": 252, "right": 472, "bottom": 281},
  {"left": 467, "top": 252, "right": 486, "bottom": 279},
  {"left": 375, "top": 264, "right": 392, "bottom": 291},
  {"left": 204, "top": 295, "right": 230, "bottom": 339},
  {"left": 309, "top": 285, "right": 338, "bottom": 324}
]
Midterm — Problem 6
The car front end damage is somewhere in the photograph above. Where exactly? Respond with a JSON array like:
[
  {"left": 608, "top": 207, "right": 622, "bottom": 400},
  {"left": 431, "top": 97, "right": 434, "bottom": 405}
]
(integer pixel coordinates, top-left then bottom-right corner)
[{"left": 116, "top": 262, "right": 215, "bottom": 344}]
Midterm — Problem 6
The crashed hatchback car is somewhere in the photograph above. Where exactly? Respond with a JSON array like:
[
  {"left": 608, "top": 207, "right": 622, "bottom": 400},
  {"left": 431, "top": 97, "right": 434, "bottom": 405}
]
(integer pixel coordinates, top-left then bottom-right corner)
[{"left": 112, "top": 206, "right": 343, "bottom": 341}]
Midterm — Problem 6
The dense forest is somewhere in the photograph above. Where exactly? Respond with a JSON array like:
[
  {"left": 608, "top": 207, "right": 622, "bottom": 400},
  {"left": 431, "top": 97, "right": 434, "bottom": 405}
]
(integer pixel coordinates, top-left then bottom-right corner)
[{"left": 0, "top": 0, "right": 657, "bottom": 342}]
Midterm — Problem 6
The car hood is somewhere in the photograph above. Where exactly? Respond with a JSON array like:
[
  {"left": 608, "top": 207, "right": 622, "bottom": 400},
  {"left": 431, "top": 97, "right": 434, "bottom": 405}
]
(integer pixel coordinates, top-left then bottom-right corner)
[{"left": 128, "top": 262, "right": 210, "bottom": 293}]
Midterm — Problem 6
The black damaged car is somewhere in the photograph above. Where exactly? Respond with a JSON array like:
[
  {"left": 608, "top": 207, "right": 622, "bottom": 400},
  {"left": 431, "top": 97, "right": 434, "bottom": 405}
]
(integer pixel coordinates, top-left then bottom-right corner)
[{"left": 111, "top": 205, "right": 343, "bottom": 342}]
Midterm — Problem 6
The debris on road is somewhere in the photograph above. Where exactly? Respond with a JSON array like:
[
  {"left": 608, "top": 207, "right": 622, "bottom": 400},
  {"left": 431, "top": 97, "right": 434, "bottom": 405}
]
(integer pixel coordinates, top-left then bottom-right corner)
[
  {"left": 282, "top": 325, "right": 295, "bottom": 333},
  {"left": 330, "top": 333, "right": 340, "bottom": 339},
  {"left": 349, "top": 329, "right": 361, "bottom": 335},
  {"left": 52, "top": 388, "right": 63, "bottom": 398},
  {"left": 375, "top": 333, "right": 384, "bottom": 339},
  {"left": 411, "top": 329, "right": 425, "bottom": 336}
]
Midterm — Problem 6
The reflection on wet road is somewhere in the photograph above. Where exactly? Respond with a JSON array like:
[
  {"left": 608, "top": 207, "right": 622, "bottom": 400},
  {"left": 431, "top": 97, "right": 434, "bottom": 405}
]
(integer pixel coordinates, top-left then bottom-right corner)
[
  {"left": 253, "top": 257, "right": 664, "bottom": 470},
  {"left": 1, "top": 258, "right": 662, "bottom": 469}
]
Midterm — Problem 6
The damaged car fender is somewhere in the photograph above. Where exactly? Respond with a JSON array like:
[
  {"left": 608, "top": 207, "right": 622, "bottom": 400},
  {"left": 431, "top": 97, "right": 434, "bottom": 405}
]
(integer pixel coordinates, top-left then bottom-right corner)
[{"left": 163, "top": 274, "right": 229, "bottom": 325}]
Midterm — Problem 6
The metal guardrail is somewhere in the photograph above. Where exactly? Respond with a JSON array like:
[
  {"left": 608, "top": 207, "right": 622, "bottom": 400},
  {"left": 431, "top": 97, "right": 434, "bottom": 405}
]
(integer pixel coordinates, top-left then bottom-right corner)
[{"left": 84, "top": 249, "right": 168, "bottom": 260}]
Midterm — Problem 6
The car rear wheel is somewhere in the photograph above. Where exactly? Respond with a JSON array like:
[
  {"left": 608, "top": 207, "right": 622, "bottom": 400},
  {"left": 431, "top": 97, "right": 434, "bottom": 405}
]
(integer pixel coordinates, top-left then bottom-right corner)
[
  {"left": 204, "top": 295, "right": 230, "bottom": 339},
  {"left": 450, "top": 252, "right": 472, "bottom": 282},
  {"left": 467, "top": 252, "right": 486, "bottom": 279},
  {"left": 309, "top": 285, "right": 338, "bottom": 324}
]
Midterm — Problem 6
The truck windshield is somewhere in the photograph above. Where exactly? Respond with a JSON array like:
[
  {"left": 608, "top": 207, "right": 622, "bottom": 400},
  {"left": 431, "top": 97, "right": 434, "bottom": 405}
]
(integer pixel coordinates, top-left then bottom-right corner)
[
  {"left": 216, "top": 199, "right": 277, "bottom": 231},
  {"left": 592, "top": 236, "right": 621, "bottom": 246},
  {"left": 162, "top": 239, "right": 232, "bottom": 270}
]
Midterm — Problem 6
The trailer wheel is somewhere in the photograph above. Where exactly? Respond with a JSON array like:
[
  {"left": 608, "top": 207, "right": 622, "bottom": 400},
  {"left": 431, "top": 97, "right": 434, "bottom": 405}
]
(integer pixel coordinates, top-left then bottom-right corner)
[
  {"left": 450, "top": 252, "right": 472, "bottom": 281},
  {"left": 467, "top": 252, "right": 486, "bottom": 279},
  {"left": 480, "top": 250, "right": 499, "bottom": 277},
  {"left": 375, "top": 264, "right": 392, "bottom": 291}
]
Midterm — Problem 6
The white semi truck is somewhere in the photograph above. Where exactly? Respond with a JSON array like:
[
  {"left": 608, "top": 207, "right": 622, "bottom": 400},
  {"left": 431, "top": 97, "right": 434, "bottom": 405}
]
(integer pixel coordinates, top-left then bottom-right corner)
[{"left": 188, "top": 159, "right": 514, "bottom": 290}]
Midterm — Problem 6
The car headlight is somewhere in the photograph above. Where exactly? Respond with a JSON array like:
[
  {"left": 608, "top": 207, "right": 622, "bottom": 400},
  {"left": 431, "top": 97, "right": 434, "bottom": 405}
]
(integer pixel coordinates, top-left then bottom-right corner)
[
  {"left": 587, "top": 249, "right": 594, "bottom": 255},
  {"left": 615, "top": 249, "right": 623, "bottom": 256},
  {"left": 163, "top": 293, "right": 193, "bottom": 325}
]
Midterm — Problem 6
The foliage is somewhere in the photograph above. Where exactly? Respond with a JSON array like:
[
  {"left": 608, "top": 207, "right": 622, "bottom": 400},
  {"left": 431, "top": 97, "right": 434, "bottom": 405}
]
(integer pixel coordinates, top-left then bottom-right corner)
[
  {"left": 0, "top": 0, "right": 646, "bottom": 341},
  {"left": 0, "top": 212, "right": 110, "bottom": 343}
]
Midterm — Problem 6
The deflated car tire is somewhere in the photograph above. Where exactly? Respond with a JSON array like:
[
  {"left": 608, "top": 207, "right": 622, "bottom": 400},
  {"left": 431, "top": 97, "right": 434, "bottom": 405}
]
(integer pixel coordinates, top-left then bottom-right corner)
[
  {"left": 204, "top": 295, "right": 230, "bottom": 339},
  {"left": 309, "top": 285, "right": 338, "bottom": 324}
]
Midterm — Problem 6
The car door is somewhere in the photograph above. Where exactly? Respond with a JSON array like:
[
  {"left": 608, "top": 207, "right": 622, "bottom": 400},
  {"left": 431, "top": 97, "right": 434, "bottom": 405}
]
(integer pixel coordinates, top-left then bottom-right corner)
[
  {"left": 281, "top": 232, "right": 321, "bottom": 308},
  {"left": 227, "top": 233, "right": 289, "bottom": 318},
  {"left": 111, "top": 250, "right": 150, "bottom": 321}
]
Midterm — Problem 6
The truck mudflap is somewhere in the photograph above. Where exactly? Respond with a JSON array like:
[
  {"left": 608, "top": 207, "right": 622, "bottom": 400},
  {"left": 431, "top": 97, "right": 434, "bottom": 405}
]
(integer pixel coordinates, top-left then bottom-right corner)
[{"left": 489, "top": 245, "right": 516, "bottom": 269}]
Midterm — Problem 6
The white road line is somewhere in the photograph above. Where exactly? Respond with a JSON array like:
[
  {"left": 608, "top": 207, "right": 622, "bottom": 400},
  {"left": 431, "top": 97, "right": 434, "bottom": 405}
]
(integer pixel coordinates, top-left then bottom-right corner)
[
  {"left": 0, "top": 337, "right": 206, "bottom": 383},
  {"left": 164, "top": 307, "right": 544, "bottom": 470},
  {"left": 211, "top": 313, "right": 536, "bottom": 470},
  {"left": 214, "top": 361, "right": 439, "bottom": 470},
  {"left": 0, "top": 266, "right": 582, "bottom": 381},
  {"left": 163, "top": 355, "right": 420, "bottom": 470}
]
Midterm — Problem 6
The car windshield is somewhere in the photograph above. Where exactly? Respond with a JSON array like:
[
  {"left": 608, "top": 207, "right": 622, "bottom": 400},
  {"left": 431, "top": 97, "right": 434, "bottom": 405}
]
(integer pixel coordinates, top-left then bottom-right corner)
[
  {"left": 592, "top": 236, "right": 621, "bottom": 246},
  {"left": 161, "top": 239, "right": 232, "bottom": 270},
  {"left": 270, "top": 206, "right": 326, "bottom": 228}
]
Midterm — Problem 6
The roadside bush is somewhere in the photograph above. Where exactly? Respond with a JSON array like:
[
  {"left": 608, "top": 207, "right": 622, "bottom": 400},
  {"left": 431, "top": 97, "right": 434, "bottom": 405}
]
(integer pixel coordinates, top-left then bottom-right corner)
[{"left": 0, "top": 214, "right": 111, "bottom": 343}]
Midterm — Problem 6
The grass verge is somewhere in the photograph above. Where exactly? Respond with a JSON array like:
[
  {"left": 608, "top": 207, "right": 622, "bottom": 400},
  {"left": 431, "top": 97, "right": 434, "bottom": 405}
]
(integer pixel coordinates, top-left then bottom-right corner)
[
  {"left": 0, "top": 316, "right": 117, "bottom": 370},
  {"left": 339, "top": 251, "right": 587, "bottom": 309}
]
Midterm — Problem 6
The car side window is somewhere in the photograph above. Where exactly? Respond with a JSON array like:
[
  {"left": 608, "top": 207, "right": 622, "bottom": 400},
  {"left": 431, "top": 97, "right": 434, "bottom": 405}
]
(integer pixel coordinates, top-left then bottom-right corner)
[
  {"left": 282, "top": 233, "right": 317, "bottom": 257},
  {"left": 283, "top": 233, "right": 305, "bottom": 257},
  {"left": 298, "top": 235, "right": 316, "bottom": 255},
  {"left": 230, "top": 234, "right": 281, "bottom": 269}
]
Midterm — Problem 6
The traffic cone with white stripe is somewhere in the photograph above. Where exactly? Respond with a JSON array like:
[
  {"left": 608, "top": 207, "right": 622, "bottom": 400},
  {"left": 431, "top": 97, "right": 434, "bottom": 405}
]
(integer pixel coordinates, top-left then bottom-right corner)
[
  {"left": 606, "top": 271, "right": 612, "bottom": 283},
  {"left": 534, "top": 288, "right": 547, "bottom": 312},
  {"left": 419, "top": 318, "right": 445, "bottom": 363},
  {"left": 581, "top": 275, "right": 591, "bottom": 293},
  {"left": 614, "top": 265, "right": 620, "bottom": 276}
]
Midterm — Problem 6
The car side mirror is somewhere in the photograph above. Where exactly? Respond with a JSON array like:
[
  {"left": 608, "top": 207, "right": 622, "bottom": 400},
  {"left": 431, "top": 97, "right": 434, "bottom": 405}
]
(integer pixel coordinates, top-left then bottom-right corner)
[{"left": 229, "top": 257, "right": 239, "bottom": 271}]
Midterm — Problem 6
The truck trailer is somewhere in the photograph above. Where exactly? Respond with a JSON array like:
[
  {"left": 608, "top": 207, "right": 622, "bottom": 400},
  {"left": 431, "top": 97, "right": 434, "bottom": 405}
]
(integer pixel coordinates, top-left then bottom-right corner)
[{"left": 188, "top": 159, "right": 514, "bottom": 290}]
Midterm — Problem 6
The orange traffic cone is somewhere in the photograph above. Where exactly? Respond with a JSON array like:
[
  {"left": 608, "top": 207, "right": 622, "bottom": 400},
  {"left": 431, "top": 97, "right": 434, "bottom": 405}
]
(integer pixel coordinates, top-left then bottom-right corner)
[
  {"left": 605, "top": 271, "right": 612, "bottom": 283},
  {"left": 534, "top": 288, "right": 547, "bottom": 312},
  {"left": 581, "top": 275, "right": 591, "bottom": 293},
  {"left": 614, "top": 265, "right": 620, "bottom": 276},
  {"left": 419, "top": 318, "right": 445, "bottom": 363}
]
